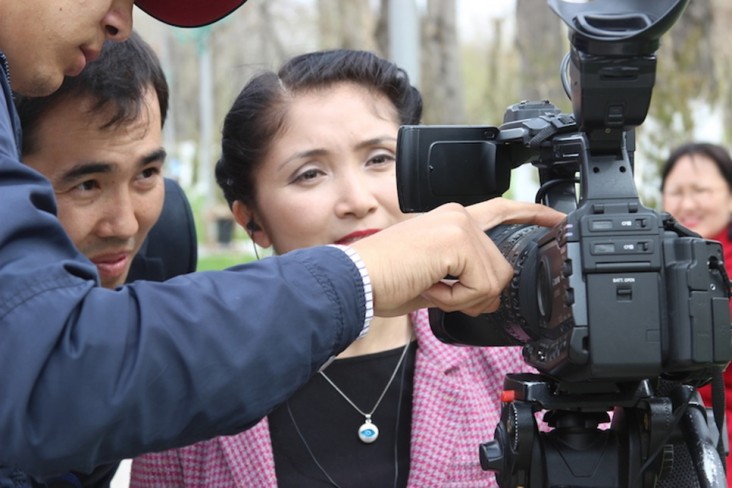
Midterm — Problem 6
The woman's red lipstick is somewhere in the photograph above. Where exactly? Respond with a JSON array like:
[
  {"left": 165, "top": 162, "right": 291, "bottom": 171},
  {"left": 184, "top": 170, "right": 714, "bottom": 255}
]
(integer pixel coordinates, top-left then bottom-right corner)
[{"left": 334, "top": 229, "right": 380, "bottom": 245}]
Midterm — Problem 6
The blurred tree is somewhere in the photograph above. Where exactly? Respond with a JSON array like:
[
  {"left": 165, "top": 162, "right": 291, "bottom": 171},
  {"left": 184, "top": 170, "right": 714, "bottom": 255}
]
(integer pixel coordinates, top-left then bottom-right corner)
[
  {"left": 480, "top": 18, "right": 510, "bottom": 122},
  {"left": 635, "top": 0, "right": 717, "bottom": 204},
  {"left": 318, "top": 0, "right": 375, "bottom": 50},
  {"left": 642, "top": 0, "right": 716, "bottom": 160},
  {"left": 420, "top": 0, "right": 465, "bottom": 124},
  {"left": 374, "top": 0, "right": 390, "bottom": 57},
  {"left": 515, "top": 0, "right": 569, "bottom": 112},
  {"left": 710, "top": 0, "right": 732, "bottom": 143}
]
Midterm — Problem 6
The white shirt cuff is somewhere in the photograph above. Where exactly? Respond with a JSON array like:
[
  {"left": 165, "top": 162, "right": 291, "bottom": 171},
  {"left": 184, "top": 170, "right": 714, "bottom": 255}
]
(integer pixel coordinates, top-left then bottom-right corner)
[{"left": 329, "top": 244, "right": 372, "bottom": 339}]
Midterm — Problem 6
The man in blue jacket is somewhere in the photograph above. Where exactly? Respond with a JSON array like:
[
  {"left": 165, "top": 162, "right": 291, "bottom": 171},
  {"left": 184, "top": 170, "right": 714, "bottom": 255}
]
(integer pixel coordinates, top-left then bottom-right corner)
[
  {"left": 13, "top": 30, "right": 194, "bottom": 488},
  {"left": 0, "top": 0, "right": 564, "bottom": 480}
]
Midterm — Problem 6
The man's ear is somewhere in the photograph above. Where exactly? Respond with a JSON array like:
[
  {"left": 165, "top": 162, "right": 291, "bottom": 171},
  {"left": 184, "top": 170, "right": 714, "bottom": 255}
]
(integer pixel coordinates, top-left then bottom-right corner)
[{"left": 232, "top": 200, "right": 272, "bottom": 248}]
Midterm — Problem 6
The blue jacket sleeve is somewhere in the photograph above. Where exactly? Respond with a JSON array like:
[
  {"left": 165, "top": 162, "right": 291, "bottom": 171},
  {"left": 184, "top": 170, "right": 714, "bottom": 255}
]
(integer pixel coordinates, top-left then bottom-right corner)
[{"left": 0, "top": 78, "right": 366, "bottom": 477}]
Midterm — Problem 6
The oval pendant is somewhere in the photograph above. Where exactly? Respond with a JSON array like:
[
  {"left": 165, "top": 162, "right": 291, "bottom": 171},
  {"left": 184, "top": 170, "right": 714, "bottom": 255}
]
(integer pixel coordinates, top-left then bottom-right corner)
[{"left": 358, "top": 419, "right": 379, "bottom": 443}]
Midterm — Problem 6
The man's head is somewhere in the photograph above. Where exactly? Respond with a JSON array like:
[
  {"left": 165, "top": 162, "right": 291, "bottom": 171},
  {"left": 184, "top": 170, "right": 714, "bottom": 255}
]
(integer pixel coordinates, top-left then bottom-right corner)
[
  {"left": 0, "top": 0, "right": 247, "bottom": 96},
  {"left": 0, "top": 0, "right": 133, "bottom": 97},
  {"left": 17, "top": 31, "right": 168, "bottom": 288}
]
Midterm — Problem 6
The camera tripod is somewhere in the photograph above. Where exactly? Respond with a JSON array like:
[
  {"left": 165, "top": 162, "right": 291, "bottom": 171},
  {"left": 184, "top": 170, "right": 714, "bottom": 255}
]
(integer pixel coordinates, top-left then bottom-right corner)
[{"left": 481, "top": 373, "right": 726, "bottom": 487}]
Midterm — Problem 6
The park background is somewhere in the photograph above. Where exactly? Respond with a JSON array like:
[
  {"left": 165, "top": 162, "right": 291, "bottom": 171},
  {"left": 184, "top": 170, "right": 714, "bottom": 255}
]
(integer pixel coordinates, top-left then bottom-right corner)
[
  {"left": 114, "top": 0, "right": 732, "bottom": 482},
  {"left": 127, "top": 0, "right": 732, "bottom": 270}
]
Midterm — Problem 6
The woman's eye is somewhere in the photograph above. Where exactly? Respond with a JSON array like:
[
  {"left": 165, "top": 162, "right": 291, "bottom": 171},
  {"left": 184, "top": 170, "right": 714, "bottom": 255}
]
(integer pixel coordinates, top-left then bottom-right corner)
[
  {"left": 294, "top": 168, "right": 323, "bottom": 182},
  {"left": 368, "top": 153, "right": 396, "bottom": 166}
]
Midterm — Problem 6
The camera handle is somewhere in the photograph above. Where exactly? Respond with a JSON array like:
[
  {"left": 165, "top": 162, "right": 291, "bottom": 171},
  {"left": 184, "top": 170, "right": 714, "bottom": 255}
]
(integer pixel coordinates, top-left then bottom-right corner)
[{"left": 481, "top": 373, "right": 726, "bottom": 488}]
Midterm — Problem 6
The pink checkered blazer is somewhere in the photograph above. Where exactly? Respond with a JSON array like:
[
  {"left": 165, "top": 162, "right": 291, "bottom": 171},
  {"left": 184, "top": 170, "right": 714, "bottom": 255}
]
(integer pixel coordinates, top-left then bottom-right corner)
[{"left": 130, "top": 309, "right": 531, "bottom": 487}]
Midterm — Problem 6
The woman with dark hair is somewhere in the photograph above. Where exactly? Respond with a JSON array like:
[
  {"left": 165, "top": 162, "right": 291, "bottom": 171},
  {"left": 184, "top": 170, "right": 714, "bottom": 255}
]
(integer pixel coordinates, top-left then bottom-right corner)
[
  {"left": 661, "top": 141, "right": 732, "bottom": 484},
  {"left": 130, "top": 49, "right": 542, "bottom": 488},
  {"left": 661, "top": 142, "right": 732, "bottom": 253}
]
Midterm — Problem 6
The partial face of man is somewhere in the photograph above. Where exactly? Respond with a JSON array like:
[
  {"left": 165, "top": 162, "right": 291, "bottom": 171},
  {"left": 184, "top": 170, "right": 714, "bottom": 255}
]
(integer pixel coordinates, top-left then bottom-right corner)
[
  {"left": 0, "top": 0, "right": 134, "bottom": 96},
  {"left": 23, "top": 89, "right": 165, "bottom": 288}
]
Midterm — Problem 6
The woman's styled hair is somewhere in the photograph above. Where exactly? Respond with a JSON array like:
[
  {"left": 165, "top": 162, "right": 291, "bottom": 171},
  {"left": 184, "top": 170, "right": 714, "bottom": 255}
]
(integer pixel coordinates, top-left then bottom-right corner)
[{"left": 216, "top": 49, "right": 423, "bottom": 208}]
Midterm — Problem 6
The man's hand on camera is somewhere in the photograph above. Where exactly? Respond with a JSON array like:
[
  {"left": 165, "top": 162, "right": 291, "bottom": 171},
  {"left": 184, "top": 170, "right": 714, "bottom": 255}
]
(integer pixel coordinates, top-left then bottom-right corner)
[{"left": 350, "top": 198, "right": 565, "bottom": 317}]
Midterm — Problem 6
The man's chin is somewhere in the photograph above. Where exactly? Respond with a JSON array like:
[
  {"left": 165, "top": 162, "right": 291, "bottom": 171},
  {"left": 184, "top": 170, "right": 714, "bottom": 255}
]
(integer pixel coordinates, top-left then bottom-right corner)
[
  {"left": 100, "top": 275, "right": 128, "bottom": 290},
  {"left": 12, "top": 72, "right": 63, "bottom": 98}
]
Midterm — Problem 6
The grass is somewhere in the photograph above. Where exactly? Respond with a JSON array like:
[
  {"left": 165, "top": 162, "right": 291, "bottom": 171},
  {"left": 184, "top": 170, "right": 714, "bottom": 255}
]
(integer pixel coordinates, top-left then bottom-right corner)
[{"left": 197, "top": 252, "right": 252, "bottom": 271}]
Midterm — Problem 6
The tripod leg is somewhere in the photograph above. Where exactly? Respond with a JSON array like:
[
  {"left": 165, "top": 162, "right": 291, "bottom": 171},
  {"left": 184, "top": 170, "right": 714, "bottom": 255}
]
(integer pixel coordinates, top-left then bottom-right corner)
[{"left": 671, "top": 387, "right": 726, "bottom": 488}]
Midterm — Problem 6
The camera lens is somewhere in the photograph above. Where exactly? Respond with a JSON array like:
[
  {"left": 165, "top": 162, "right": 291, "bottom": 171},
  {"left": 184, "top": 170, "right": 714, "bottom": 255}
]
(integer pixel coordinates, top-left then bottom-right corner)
[{"left": 484, "top": 223, "right": 552, "bottom": 343}]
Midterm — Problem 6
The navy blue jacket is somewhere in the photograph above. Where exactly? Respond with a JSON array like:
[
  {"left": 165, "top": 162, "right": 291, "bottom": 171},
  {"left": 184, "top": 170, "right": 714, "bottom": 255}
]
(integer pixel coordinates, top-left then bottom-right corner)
[{"left": 0, "top": 59, "right": 365, "bottom": 479}]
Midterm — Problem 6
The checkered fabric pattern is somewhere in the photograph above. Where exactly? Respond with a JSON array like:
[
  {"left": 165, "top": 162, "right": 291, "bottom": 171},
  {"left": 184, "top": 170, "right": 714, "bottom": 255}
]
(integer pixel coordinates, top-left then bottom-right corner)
[{"left": 130, "top": 309, "right": 533, "bottom": 487}]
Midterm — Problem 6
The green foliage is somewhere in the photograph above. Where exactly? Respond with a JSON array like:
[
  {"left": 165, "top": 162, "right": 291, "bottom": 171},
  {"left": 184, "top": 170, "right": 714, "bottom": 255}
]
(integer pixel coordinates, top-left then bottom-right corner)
[
  {"left": 460, "top": 30, "right": 520, "bottom": 125},
  {"left": 197, "top": 253, "right": 252, "bottom": 271}
]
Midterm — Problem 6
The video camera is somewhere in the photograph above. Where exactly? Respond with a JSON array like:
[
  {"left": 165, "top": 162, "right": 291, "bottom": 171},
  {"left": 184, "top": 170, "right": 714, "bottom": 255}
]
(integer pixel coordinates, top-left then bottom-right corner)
[{"left": 396, "top": 0, "right": 732, "bottom": 486}]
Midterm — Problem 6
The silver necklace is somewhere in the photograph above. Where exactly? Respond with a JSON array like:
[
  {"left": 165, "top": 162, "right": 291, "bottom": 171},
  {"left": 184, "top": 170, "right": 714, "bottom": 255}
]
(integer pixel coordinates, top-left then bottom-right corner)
[
  {"left": 285, "top": 335, "right": 414, "bottom": 488},
  {"left": 319, "top": 337, "right": 412, "bottom": 444}
]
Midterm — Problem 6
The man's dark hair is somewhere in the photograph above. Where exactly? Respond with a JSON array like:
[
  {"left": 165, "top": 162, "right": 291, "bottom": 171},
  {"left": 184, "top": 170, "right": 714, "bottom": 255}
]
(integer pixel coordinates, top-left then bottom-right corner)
[{"left": 16, "top": 30, "right": 169, "bottom": 155}]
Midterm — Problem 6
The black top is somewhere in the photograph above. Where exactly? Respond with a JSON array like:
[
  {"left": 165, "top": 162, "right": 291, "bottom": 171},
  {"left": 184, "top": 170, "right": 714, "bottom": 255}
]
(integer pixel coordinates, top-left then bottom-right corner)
[{"left": 270, "top": 341, "right": 417, "bottom": 488}]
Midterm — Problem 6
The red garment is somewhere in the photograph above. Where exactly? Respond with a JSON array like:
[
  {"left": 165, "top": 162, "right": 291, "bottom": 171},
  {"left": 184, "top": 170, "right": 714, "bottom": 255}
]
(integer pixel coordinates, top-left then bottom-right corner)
[{"left": 698, "top": 226, "right": 732, "bottom": 484}]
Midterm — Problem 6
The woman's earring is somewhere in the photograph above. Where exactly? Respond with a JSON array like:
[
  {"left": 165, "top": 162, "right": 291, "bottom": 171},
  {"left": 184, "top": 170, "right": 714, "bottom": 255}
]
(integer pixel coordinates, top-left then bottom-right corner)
[
  {"left": 246, "top": 220, "right": 262, "bottom": 260},
  {"left": 246, "top": 220, "right": 261, "bottom": 235}
]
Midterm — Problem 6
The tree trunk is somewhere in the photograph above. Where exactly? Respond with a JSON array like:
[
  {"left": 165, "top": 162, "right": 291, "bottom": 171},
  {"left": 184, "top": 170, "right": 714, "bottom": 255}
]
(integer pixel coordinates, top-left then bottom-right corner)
[
  {"left": 515, "top": 0, "right": 568, "bottom": 111},
  {"left": 421, "top": 0, "right": 464, "bottom": 124},
  {"left": 317, "top": 0, "right": 375, "bottom": 51}
]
